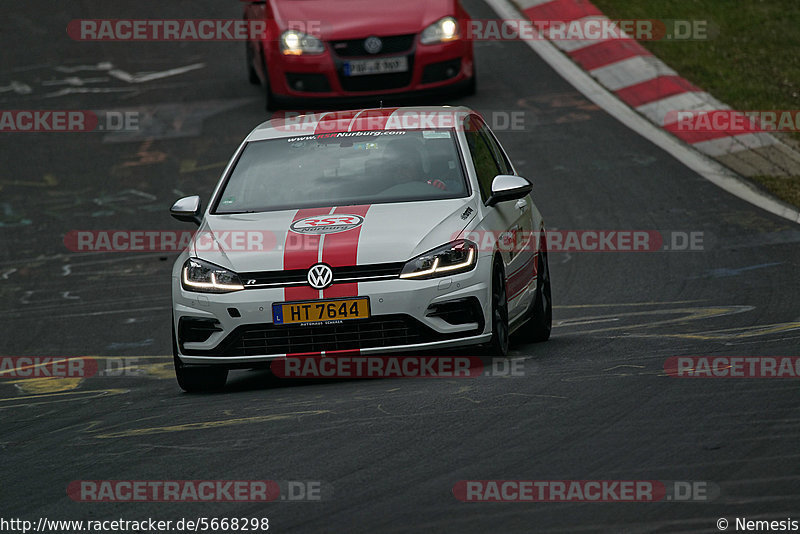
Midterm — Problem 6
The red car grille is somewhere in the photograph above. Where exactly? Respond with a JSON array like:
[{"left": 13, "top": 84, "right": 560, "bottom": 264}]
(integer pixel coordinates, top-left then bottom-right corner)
[{"left": 330, "top": 34, "right": 416, "bottom": 57}]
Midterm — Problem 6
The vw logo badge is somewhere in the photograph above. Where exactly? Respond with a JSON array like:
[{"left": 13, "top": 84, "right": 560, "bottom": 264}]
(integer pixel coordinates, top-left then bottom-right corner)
[
  {"left": 364, "top": 36, "right": 383, "bottom": 54},
  {"left": 307, "top": 263, "right": 334, "bottom": 290}
]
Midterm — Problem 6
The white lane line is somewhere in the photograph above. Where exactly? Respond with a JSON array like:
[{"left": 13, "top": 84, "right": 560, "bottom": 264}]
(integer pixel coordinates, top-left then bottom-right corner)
[
  {"left": 488, "top": 0, "right": 800, "bottom": 224},
  {"left": 108, "top": 63, "right": 205, "bottom": 84},
  {"left": 589, "top": 55, "right": 677, "bottom": 91}
]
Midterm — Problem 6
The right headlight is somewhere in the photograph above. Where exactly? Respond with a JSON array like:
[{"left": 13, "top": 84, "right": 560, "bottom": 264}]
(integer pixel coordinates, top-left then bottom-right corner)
[
  {"left": 182, "top": 258, "right": 244, "bottom": 293},
  {"left": 400, "top": 240, "right": 477, "bottom": 279},
  {"left": 280, "top": 30, "right": 325, "bottom": 55},
  {"left": 420, "top": 16, "right": 460, "bottom": 45}
]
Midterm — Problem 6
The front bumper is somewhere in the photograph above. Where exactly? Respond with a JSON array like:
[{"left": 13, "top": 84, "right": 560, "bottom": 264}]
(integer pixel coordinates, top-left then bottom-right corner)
[
  {"left": 173, "top": 256, "right": 492, "bottom": 365},
  {"left": 265, "top": 39, "right": 474, "bottom": 101}
]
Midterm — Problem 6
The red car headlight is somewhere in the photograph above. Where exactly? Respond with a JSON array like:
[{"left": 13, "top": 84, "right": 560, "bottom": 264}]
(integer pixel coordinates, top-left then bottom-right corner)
[
  {"left": 420, "top": 16, "right": 460, "bottom": 45},
  {"left": 280, "top": 30, "right": 325, "bottom": 55}
]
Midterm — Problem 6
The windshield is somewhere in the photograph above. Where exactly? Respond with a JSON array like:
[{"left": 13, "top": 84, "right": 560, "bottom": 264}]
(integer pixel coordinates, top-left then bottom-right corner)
[{"left": 213, "top": 129, "right": 468, "bottom": 213}]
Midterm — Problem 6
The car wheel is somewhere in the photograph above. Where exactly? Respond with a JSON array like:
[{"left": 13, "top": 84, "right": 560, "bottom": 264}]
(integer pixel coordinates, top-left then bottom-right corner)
[
  {"left": 487, "top": 260, "right": 509, "bottom": 357},
  {"left": 464, "top": 73, "right": 477, "bottom": 97},
  {"left": 246, "top": 42, "right": 260, "bottom": 85},
  {"left": 173, "top": 324, "right": 228, "bottom": 393},
  {"left": 523, "top": 246, "right": 552, "bottom": 343}
]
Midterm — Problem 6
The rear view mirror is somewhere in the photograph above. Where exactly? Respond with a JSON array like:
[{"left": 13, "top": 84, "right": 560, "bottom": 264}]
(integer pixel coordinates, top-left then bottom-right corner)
[
  {"left": 486, "top": 175, "right": 532, "bottom": 206},
  {"left": 170, "top": 195, "right": 202, "bottom": 225}
]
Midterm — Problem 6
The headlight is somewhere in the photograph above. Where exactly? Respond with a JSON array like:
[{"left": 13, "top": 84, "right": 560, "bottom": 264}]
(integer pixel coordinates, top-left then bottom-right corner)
[
  {"left": 280, "top": 30, "right": 325, "bottom": 55},
  {"left": 420, "top": 16, "right": 460, "bottom": 45},
  {"left": 400, "top": 240, "right": 477, "bottom": 279},
  {"left": 182, "top": 258, "right": 244, "bottom": 293}
]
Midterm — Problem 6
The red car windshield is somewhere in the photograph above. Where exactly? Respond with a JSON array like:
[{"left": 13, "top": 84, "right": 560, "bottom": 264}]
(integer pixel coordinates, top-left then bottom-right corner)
[{"left": 213, "top": 129, "right": 468, "bottom": 214}]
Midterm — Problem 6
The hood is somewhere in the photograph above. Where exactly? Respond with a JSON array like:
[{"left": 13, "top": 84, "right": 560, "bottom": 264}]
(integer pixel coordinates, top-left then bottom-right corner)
[
  {"left": 271, "top": 0, "right": 454, "bottom": 40},
  {"left": 194, "top": 198, "right": 477, "bottom": 273}
]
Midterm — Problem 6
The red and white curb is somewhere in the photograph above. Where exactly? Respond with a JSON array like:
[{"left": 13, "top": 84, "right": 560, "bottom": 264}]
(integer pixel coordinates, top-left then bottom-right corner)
[
  {"left": 514, "top": 0, "right": 779, "bottom": 156},
  {"left": 485, "top": 0, "right": 800, "bottom": 224}
]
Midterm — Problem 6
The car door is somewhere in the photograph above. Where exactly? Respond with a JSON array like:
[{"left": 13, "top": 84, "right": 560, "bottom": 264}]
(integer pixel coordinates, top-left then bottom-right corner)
[{"left": 463, "top": 116, "right": 535, "bottom": 320}]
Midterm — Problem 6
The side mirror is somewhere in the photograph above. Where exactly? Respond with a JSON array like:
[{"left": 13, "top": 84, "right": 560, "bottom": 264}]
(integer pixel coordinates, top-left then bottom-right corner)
[
  {"left": 486, "top": 175, "right": 532, "bottom": 206},
  {"left": 170, "top": 195, "right": 202, "bottom": 225}
]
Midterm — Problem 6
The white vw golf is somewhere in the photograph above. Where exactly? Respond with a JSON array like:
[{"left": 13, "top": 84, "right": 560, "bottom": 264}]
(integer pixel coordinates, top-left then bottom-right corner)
[{"left": 170, "top": 107, "right": 551, "bottom": 391}]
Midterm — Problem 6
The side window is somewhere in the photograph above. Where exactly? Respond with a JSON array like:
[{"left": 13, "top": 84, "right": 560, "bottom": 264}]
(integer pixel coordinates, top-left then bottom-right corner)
[{"left": 464, "top": 117, "right": 502, "bottom": 201}]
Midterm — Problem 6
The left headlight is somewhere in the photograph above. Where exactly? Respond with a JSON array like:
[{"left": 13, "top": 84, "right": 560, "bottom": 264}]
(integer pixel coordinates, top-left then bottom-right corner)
[
  {"left": 280, "top": 30, "right": 325, "bottom": 55},
  {"left": 400, "top": 240, "right": 477, "bottom": 279},
  {"left": 420, "top": 16, "right": 460, "bottom": 45},
  {"left": 182, "top": 258, "right": 244, "bottom": 293}
]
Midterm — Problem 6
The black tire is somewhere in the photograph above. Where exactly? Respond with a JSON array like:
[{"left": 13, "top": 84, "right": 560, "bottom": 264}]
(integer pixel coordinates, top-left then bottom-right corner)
[
  {"left": 486, "top": 260, "right": 509, "bottom": 357},
  {"left": 463, "top": 74, "right": 477, "bottom": 97},
  {"left": 173, "top": 325, "right": 228, "bottom": 393},
  {"left": 246, "top": 42, "right": 260, "bottom": 85},
  {"left": 262, "top": 54, "right": 278, "bottom": 112},
  {"left": 523, "top": 247, "right": 552, "bottom": 343}
]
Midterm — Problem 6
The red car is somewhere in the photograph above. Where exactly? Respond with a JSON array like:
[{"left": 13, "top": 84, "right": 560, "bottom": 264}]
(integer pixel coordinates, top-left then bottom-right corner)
[{"left": 243, "top": 0, "right": 475, "bottom": 110}]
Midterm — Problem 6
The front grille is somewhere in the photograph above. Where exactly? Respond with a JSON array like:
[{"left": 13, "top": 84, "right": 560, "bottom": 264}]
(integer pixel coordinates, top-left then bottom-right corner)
[
  {"left": 240, "top": 262, "right": 404, "bottom": 289},
  {"left": 337, "top": 67, "right": 414, "bottom": 92},
  {"left": 181, "top": 315, "right": 481, "bottom": 357},
  {"left": 330, "top": 34, "right": 416, "bottom": 57}
]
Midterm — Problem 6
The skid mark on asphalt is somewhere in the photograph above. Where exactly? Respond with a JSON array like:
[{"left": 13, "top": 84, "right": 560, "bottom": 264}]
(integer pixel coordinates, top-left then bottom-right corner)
[
  {"left": 0, "top": 388, "right": 128, "bottom": 409},
  {"left": 689, "top": 262, "right": 783, "bottom": 279},
  {"left": 11, "top": 377, "right": 84, "bottom": 394},
  {"left": 561, "top": 367, "right": 668, "bottom": 383},
  {"left": 90, "top": 410, "right": 331, "bottom": 439},
  {"left": 554, "top": 300, "right": 706, "bottom": 309},
  {"left": 554, "top": 305, "right": 753, "bottom": 334},
  {"left": 0, "top": 356, "right": 173, "bottom": 398},
  {"left": 624, "top": 321, "right": 800, "bottom": 341}
]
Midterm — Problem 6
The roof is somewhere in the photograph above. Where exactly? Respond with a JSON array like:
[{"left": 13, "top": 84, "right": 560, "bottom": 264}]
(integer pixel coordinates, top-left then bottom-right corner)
[{"left": 245, "top": 106, "right": 475, "bottom": 142}]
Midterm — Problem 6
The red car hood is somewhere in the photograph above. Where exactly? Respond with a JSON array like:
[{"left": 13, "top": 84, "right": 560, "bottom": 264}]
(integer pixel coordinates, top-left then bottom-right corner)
[{"left": 271, "top": 0, "right": 455, "bottom": 40}]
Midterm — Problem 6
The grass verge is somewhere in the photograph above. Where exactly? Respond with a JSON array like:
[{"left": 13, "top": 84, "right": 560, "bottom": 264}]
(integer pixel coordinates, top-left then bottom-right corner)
[{"left": 590, "top": 0, "right": 800, "bottom": 209}]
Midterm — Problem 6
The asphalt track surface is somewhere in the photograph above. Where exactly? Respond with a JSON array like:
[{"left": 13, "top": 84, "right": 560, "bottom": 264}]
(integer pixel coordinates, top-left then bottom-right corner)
[{"left": 2, "top": 1, "right": 799, "bottom": 532}]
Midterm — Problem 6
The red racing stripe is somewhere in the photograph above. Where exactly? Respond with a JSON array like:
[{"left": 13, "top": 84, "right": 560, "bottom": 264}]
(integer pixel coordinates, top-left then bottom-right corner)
[
  {"left": 322, "top": 205, "right": 371, "bottom": 299},
  {"left": 349, "top": 108, "right": 399, "bottom": 132},
  {"left": 315, "top": 110, "right": 361, "bottom": 135},
  {"left": 284, "top": 207, "right": 332, "bottom": 301},
  {"left": 506, "top": 251, "right": 538, "bottom": 301}
]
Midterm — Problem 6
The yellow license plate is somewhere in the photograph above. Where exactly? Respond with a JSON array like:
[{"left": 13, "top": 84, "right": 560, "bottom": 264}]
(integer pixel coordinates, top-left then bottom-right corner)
[{"left": 273, "top": 298, "right": 370, "bottom": 325}]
